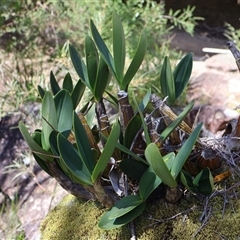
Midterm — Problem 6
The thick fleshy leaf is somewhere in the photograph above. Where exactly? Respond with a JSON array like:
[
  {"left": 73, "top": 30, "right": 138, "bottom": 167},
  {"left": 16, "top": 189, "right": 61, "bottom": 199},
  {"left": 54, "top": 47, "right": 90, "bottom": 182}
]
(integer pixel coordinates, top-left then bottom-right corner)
[
  {"left": 50, "top": 71, "right": 61, "bottom": 95},
  {"left": 106, "top": 195, "right": 143, "bottom": 219},
  {"left": 138, "top": 88, "right": 151, "bottom": 112},
  {"left": 139, "top": 166, "right": 162, "bottom": 200},
  {"left": 105, "top": 91, "right": 118, "bottom": 107},
  {"left": 57, "top": 133, "right": 92, "bottom": 185},
  {"left": 122, "top": 31, "right": 147, "bottom": 90},
  {"left": 32, "top": 153, "right": 53, "bottom": 176},
  {"left": 37, "top": 85, "right": 45, "bottom": 99},
  {"left": 160, "top": 101, "right": 194, "bottom": 141},
  {"left": 85, "top": 35, "right": 98, "bottom": 91},
  {"left": 160, "top": 56, "right": 175, "bottom": 105},
  {"left": 71, "top": 79, "right": 86, "bottom": 109},
  {"left": 113, "top": 12, "right": 125, "bottom": 82},
  {"left": 62, "top": 72, "right": 73, "bottom": 93},
  {"left": 94, "top": 56, "right": 111, "bottom": 102},
  {"left": 91, "top": 122, "right": 120, "bottom": 183},
  {"left": 180, "top": 170, "right": 196, "bottom": 192},
  {"left": 41, "top": 91, "right": 58, "bottom": 150},
  {"left": 49, "top": 131, "right": 72, "bottom": 178},
  {"left": 69, "top": 43, "right": 90, "bottom": 88},
  {"left": 163, "top": 152, "right": 176, "bottom": 171},
  {"left": 119, "top": 159, "right": 148, "bottom": 181},
  {"left": 181, "top": 168, "right": 214, "bottom": 196},
  {"left": 85, "top": 102, "right": 95, "bottom": 128},
  {"left": 145, "top": 143, "right": 177, "bottom": 188},
  {"left": 73, "top": 112, "right": 95, "bottom": 173},
  {"left": 80, "top": 98, "right": 93, "bottom": 113},
  {"left": 171, "top": 123, "right": 203, "bottom": 179},
  {"left": 193, "top": 168, "right": 214, "bottom": 196},
  {"left": 132, "top": 94, "right": 151, "bottom": 145},
  {"left": 124, "top": 113, "right": 142, "bottom": 149},
  {"left": 114, "top": 141, "right": 146, "bottom": 163},
  {"left": 49, "top": 131, "right": 83, "bottom": 184},
  {"left": 173, "top": 53, "right": 193, "bottom": 99},
  {"left": 90, "top": 20, "right": 116, "bottom": 80},
  {"left": 54, "top": 90, "right": 73, "bottom": 137},
  {"left": 18, "top": 122, "right": 53, "bottom": 161},
  {"left": 98, "top": 202, "right": 145, "bottom": 230}
]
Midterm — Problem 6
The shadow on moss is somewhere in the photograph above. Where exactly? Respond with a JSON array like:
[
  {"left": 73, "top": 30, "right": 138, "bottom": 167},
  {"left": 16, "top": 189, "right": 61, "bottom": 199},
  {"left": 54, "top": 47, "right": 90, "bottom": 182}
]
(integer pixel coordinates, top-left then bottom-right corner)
[{"left": 40, "top": 189, "right": 240, "bottom": 240}]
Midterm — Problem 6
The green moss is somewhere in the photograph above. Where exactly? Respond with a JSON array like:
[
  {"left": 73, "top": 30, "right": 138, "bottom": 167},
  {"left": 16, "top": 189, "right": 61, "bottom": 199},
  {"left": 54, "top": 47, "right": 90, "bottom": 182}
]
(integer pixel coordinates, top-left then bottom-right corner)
[
  {"left": 40, "top": 195, "right": 131, "bottom": 240},
  {"left": 41, "top": 190, "right": 240, "bottom": 239}
]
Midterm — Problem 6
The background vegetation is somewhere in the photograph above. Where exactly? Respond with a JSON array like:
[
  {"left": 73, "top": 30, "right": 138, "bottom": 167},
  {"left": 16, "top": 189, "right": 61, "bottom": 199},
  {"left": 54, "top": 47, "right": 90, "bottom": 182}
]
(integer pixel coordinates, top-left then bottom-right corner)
[{"left": 0, "top": 0, "right": 201, "bottom": 116}]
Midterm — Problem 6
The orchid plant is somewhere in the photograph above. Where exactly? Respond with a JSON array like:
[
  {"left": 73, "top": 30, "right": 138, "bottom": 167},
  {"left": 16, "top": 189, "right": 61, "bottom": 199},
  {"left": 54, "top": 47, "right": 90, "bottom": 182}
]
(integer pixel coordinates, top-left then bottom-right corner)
[{"left": 19, "top": 13, "right": 214, "bottom": 230}]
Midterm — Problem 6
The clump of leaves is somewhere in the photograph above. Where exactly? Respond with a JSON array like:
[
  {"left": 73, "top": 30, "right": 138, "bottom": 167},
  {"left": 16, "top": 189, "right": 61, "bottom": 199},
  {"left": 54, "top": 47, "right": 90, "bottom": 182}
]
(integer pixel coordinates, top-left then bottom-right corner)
[{"left": 19, "top": 13, "right": 216, "bottom": 231}]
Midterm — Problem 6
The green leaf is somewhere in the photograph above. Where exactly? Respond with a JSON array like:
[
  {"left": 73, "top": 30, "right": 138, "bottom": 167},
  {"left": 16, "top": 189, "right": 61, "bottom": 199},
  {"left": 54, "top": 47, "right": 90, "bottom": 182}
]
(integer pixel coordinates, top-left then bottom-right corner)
[
  {"left": 105, "top": 91, "right": 118, "bottom": 107},
  {"left": 138, "top": 89, "right": 151, "bottom": 112},
  {"left": 85, "top": 35, "right": 98, "bottom": 91},
  {"left": 49, "top": 131, "right": 73, "bottom": 179},
  {"left": 107, "top": 195, "right": 143, "bottom": 219},
  {"left": 71, "top": 79, "right": 86, "bottom": 109},
  {"left": 57, "top": 133, "right": 92, "bottom": 186},
  {"left": 193, "top": 168, "right": 214, "bottom": 196},
  {"left": 180, "top": 170, "right": 196, "bottom": 192},
  {"left": 41, "top": 91, "right": 58, "bottom": 150},
  {"left": 92, "top": 122, "right": 120, "bottom": 183},
  {"left": 32, "top": 152, "right": 53, "bottom": 176},
  {"left": 73, "top": 112, "right": 95, "bottom": 173},
  {"left": 124, "top": 113, "right": 142, "bottom": 149},
  {"left": 98, "top": 202, "right": 145, "bottom": 230},
  {"left": 160, "top": 56, "right": 175, "bottom": 105},
  {"left": 145, "top": 143, "right": 177, "bottom": 188},
  {"left": 18, "top": 121, "right": 53, "bottom": 161},
  {"left": 31, "top": 130, "right": 42, "bottom": 146},
  {"left": 181, "top": 168, "right": 214, "bottom": 196},
  {"left": 122, "top": 31, "right": 147, "bottom": 91},
  {"left": 163, "top": 152, "right": 176, "bottom": 171},
  {"left": 173, "top": 53, "right": 192, "bottom": 99},
  {"left": 160, "top": 101, "right": 194, "bottom": 141},
  {"left": 139, "top": 166, "right": 162, "bottom": 200},
  {"left": 37, "top": 85, "right": 45, "bottom": 99},
  {"left": 94, "top": 56, "right": 111, "bottom": 102},
  {"left": 171, "top": 123, "right": 203, "bottom": 179},
  {"left": 119, "top": 159, "right": 148, "bottom": 181},
  {"left": 80, "top": 97, "right": 93, "bottom": 113},
  {"left": 113, "top": 12, "right": 125, "bottom": 82},
  {"left": 90, "top": 20, "right": 116, "bottom": 80},
  {"left": 62, "top": 72, "right": 73, "bottom": 93},
  {"left": 132, "top": 93, "right": 151, "bottom": 145},
  {"left": 114, "top": 141, "right": 146, "bottom": 164},
  {"left": 50, "top": 71, "right": 61, "bottom": 95},
  {"left": 69, "top": 43, "right": 90, "bottom": 88},
  {"left": 85, "top": 102, "right": 96, "bottom": 128},
  {"left": 54, "top": 90, "right": 73, "bottom": 137}
]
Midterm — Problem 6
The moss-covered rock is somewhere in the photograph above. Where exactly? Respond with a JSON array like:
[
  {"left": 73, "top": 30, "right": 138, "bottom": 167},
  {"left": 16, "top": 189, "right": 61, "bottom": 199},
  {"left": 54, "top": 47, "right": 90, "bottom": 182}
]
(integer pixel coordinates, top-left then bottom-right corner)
[{"left": 40, "top": 189, "right": 240, "bottom": 239}]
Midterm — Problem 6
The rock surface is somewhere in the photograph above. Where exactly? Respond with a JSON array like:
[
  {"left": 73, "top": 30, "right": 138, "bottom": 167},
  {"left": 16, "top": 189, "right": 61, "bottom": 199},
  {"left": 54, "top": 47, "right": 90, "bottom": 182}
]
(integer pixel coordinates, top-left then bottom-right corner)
[{"left": 40, "top": 193, "right": 240, "bottom": 239}]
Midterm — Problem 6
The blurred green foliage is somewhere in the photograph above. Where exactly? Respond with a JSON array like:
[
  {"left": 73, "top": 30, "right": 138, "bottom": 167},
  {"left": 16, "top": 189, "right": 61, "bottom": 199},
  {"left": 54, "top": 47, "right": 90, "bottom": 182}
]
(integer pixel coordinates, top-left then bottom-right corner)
[
  {"left": 0, "top": 0, "right": 201, "bottom": 59},
  {"left": 225, "top": 23, "right": 240, "bottom": 49},
  {"left": 0, "top": 0, "right": 202, "bottom": 116}
]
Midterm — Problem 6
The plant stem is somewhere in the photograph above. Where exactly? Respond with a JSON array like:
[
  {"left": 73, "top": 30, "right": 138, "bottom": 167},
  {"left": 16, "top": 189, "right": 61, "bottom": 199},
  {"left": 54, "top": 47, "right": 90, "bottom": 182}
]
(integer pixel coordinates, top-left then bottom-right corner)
[{"left": 46, "top": 161, "right": 94, "bottom": 201}]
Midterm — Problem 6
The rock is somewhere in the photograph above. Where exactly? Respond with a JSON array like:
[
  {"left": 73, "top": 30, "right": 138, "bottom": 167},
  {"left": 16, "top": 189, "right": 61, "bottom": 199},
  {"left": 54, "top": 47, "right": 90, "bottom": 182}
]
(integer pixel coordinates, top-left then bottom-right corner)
[
  {"left": 0, "top": 105, "right": 67, "bottom": 240},
  {"left": 188, "top": 54, "right": 240, "bottom": 109},
  {"left": 18, "top": 173, "right": 67, "bottom": 240},
  {"left": 205, "top": 54, "right": 238, "bottom": 72},
  {"left": 40, "top": 193, "right": 240, "bottom": 239}
]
